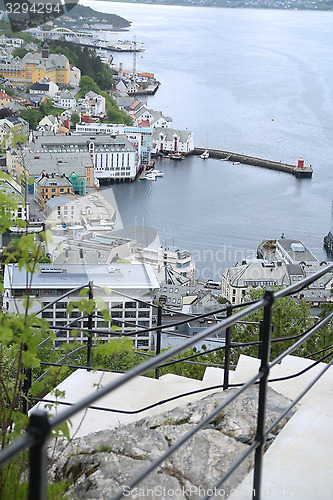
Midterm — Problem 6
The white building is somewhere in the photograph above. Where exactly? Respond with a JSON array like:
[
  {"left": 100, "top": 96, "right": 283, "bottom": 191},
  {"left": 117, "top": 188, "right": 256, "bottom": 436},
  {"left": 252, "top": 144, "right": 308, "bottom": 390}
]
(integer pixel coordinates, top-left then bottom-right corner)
[
  {"left": 75, "top": 123, "right": 153, "bottom": 167},
  {"left": 152, "top": 127, "right": 194, "bottom": 155},
  {"left": 85, "top": 91, "right": 105, "bottom": 116},
  {"left": 37, "top": 115, "right": 59, "bottom": 134},
  {"left": 28, "top": 134, "right": 139, "bottom": 182},
  {"left": 133, "top": 245, "right": 196, "bottom": 281},
  {"left": 0, "top": 118, "right": 13, "bottom": 149},
  {"left": 3, "top": 263, "right": 159, "bottom": 349},
  {"left": 70, "top": 66, "right": 81, "bottom": 85},
  {"left": 116, "top": 79, "right": 137, "bottom": 96},
  {"left": 29, "top": 77, "right": 58, "bottom": 97},
  {"left": 221, "top": 260, "right": 294, "bottom": 304},
  {"left": 0, "top": 116, "right": 29, "bottom": 149},
  {"left": 90, "top": 136, "right": 138, "bottom": 181},
  {"left": 53, "top": 90, "right": 76, "bottom": 109},
  {"left": 6, "top": 148, "right": 22, "bottom": 178},
  {"left": 0, "top": 177, "right": 29, "bottom": 222},
  {"left": 133, "top": 107, "right": 172, "bottom": 128},
  {"left": 45, "top": 196, "right": 80, "bottom": 224}
]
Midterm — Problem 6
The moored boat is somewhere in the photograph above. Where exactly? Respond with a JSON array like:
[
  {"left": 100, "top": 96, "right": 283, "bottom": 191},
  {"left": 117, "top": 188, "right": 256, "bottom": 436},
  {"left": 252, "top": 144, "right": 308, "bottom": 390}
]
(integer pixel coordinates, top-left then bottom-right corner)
[
  {"left": 144, "top": 172, "right": 157, "bottom": 180},
  {"left": 168, "top": 153, "right": 185, "bottom": 160},
  {"left": 149, "top": 169, "right": 164, "bottom": 177},
  {"left": 199, "top": 150, "right": 209, "bottom": 159}
]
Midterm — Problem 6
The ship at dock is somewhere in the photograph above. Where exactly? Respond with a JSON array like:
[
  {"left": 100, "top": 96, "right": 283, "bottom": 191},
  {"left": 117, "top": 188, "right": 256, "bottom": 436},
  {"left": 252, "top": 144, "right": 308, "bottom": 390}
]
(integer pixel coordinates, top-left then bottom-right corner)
[{"left": 323, "top": 231, "right": 333, "bottom": 254}]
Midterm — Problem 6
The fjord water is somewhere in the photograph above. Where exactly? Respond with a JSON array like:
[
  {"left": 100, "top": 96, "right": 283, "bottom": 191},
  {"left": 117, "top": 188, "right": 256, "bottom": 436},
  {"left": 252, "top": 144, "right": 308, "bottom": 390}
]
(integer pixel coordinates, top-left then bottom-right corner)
[{"left": 85, "top": 1, "right": 333, "bottom": 278}]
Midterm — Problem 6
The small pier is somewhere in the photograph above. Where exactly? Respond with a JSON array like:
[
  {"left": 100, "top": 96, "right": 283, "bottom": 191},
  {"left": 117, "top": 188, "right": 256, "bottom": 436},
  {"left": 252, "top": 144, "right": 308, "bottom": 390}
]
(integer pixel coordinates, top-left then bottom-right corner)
[{"left": 193, "top": 148, "right": 313, "bottom": 178}]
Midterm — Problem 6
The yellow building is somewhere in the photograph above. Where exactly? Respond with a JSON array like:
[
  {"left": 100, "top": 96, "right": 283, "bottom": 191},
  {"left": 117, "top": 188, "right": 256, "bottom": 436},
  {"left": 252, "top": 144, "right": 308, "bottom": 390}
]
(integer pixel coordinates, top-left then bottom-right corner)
[
  {"left": 0, "top": 42, "right": 70, "bottom": 87},
  {"left": 0, "top": 89, "right": 13, "bottom": 107},
  {"left": 35, "top": 173, "right": 74, "bottom": 209}
]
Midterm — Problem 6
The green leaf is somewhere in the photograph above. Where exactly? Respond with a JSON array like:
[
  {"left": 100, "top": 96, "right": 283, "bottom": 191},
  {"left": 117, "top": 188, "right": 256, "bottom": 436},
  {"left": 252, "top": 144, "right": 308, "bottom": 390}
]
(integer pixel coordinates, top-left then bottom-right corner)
[
  {"left": 97, "top": 337, "right": 133, "bottom": 358},
  {"left": 21, "top": 350, "right": 41, "bottom": 369}
]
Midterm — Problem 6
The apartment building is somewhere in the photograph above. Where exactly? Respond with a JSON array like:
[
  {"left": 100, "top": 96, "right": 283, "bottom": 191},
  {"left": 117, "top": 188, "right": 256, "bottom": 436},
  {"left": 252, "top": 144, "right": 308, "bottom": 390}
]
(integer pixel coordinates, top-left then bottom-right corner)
[
  {"left": 3, "top": 263, "right": 159, "bottom": 349},
  {"left": 75, "top": 123, "right": 153, "bottom": 167},
  {"left": 30, "top": 134, "right": 138, "bottom": 181}
]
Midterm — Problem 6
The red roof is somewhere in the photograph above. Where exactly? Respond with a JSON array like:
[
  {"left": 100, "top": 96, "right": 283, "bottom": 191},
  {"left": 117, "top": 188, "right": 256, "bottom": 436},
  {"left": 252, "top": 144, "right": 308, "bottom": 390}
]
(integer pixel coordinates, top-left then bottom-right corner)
[
  {"left": 130, "top": 99, "right": 141, "bottom": 110},
  {"left": 138, "top": 120, "right": 150, "bottom": 128},
  {"left": 0, "top": 90, "right": 12, "bottom": 99}
]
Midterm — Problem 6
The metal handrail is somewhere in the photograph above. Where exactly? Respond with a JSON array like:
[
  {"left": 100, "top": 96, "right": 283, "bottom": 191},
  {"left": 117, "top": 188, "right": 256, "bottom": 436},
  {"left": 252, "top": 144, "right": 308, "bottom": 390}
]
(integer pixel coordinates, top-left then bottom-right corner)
[{"left": 0, "top": 263, "right": 332, "bottom": 500}]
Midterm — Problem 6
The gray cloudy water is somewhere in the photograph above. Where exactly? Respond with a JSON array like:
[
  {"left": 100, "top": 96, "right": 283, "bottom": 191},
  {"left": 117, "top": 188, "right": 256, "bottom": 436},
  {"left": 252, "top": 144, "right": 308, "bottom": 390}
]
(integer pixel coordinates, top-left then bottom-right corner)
[{"left": 84, "top": 1, "right": 333, "bottom": 279}]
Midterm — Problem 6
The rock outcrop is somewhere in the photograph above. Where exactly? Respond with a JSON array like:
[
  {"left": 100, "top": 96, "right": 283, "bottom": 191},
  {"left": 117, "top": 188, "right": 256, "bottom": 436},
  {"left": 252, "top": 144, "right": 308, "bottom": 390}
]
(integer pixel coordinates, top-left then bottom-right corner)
[{"left": 51, "top": 386, "right": 295, "bottom": 499}]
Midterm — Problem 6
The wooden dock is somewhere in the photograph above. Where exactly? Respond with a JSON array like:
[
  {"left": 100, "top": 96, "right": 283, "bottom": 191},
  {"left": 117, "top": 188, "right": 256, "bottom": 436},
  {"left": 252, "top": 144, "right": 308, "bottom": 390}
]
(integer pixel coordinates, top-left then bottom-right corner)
[{"left": 193, "top": 148, "right": 313, "bottom": 178}]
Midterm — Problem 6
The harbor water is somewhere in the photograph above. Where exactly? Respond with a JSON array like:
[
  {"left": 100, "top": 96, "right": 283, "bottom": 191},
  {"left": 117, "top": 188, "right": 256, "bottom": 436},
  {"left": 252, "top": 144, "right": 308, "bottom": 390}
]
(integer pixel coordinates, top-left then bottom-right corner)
[{"left": 82, "top": 0, "right": 333, "bottom": 279}]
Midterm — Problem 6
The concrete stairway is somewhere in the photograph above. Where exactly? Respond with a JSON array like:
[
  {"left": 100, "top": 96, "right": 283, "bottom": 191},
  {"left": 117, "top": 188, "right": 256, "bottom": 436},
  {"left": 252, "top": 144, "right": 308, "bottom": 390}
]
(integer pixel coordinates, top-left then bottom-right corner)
[
  {"left": 32, "top": 353, "right": 333, "bottom": 499},
  {"left": 228, "top": 354, "right": 333, "bottom": 500}
]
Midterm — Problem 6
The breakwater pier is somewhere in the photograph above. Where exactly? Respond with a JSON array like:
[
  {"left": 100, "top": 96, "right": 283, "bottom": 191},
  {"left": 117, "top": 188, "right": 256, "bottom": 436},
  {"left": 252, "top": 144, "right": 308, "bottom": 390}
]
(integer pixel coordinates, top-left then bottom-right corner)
[{"left": 193, "top": 148, "right": 313, "bottom": 178}]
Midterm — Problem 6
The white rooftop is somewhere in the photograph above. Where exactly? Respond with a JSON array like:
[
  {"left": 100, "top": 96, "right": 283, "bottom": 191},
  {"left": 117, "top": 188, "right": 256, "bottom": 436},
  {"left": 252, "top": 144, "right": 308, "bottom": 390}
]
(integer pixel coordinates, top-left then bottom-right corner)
[{"left": 4, "top": 263, "right": 159, "bottom": 291}]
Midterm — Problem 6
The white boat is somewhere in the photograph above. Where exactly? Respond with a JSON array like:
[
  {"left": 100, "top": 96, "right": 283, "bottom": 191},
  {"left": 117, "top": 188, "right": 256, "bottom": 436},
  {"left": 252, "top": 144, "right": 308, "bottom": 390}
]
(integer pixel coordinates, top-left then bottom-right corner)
[
  {"left": 199, "top": 150, "right": 209, "bottom": 159},
  {"left": 144, "top": 172, "right": 157, "bottom": 180},
  {"left": 150, "top": 169, "right": 164, "bottom": 177}
]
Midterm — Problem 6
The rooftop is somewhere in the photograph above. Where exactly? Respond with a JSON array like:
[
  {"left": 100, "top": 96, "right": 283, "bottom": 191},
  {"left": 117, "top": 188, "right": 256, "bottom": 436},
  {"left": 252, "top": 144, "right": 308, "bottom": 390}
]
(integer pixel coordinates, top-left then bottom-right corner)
[
  {"left": 30, "top": 134, "right": 135, "bottom": 154},
  {"left": 36, "top": 174, "right": 72, "bottom": 188},
  {"left": 277, "top": 238, "right": 319, "bottom": 264},
  {"left": 4, "top": 263, "right": 160, "bottom": 291},
  {"left": 225, "top": 259, "right": 291, "bottom": 287},
  {"left": 153, "top": 127, "right": 193, "bottom": 142},
  {"left": 46, "top": 196, "right": 75, "bottom": 210},
  {"left": 22, "top": 152, "right": 92, "bottom": 177}
]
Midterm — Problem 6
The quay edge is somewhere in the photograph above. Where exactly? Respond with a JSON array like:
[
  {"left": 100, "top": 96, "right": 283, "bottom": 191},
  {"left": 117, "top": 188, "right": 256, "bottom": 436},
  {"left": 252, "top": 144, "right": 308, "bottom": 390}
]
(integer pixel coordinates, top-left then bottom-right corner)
[{"left": 192, "top": 148, "right": 313, "bottom": 178}]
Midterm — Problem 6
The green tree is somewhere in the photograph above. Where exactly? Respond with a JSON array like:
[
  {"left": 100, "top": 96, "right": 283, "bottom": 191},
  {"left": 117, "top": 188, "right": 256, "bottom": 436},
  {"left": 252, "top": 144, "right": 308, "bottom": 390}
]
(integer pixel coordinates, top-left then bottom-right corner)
[
  {"left": 12, "top": 47, "right": 27, "bottom": 59},
  {"left": 230, "top": 289, "right": 318, "bottom": 364},
  {"left": 39, "top": 97, "right": 53, "bottom": 116},
  {"left": 70, "top": 112, "right": 80, "bottom": 126},
  {"left": 19, "top": 108, "right": 42, "bottom": 129},
  {"left": 49, "top": 40, "right": 115, "bottom": 90}
]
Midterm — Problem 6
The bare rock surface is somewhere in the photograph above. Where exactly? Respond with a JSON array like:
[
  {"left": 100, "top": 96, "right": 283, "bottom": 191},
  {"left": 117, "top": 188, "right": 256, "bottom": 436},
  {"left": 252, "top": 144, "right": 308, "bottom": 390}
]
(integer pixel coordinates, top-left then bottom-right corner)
[{"left": 51, "top": 386, "right": 295, "bottom": 499}]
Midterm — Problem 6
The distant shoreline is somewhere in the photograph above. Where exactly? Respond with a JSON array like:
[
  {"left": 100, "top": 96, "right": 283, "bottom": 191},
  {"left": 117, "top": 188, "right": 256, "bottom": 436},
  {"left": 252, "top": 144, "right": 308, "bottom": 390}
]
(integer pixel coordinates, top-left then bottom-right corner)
[{"left": 101, "top": 0, "right": 333, "bottom": 11}]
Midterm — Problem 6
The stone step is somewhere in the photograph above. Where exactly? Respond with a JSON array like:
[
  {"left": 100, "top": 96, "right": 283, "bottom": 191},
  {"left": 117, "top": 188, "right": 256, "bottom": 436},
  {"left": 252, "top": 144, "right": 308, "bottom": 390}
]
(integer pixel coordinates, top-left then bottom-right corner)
[
  {"left": 32, "top": 369, "right": 223, "bottom": 438},
  {"left": 268, "top": 354, "right": 333, "bottom": 401},
  {"left": 159, "top": 373, "right": 204, "bottom": 386},
  {"left": 231, "top": 354, "right": 333, "bottom": 402},
  {"left": 202, "top": 366, "right": 235, "bottom": 386},
  {"left": 231, "top": 354, "right": 261, "bottom": 385}
]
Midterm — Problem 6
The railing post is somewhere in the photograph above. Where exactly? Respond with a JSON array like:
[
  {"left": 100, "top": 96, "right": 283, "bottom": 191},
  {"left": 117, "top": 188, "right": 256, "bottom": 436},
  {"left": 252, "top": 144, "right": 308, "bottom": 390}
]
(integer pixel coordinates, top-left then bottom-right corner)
[
  {"left": 28, "top": 410, "right": 51, "bottom": 500},
  {"left": 252, "top": 290, "right": 274, "bottom": 500},
  {"left": 223, "top": 305, "right": 232, "bottom": 390},
  {"left": 87, "top": 281, "right": 93, "bottom": 371},
  {"left": 258, "top": 321, "right": 263, "bottom": 360},
  {"left": 155, "top": 305, "right": 162, "bottom": 379},
  {"left": 22, "top": 364, "right": 32, "bottom": 416}
]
